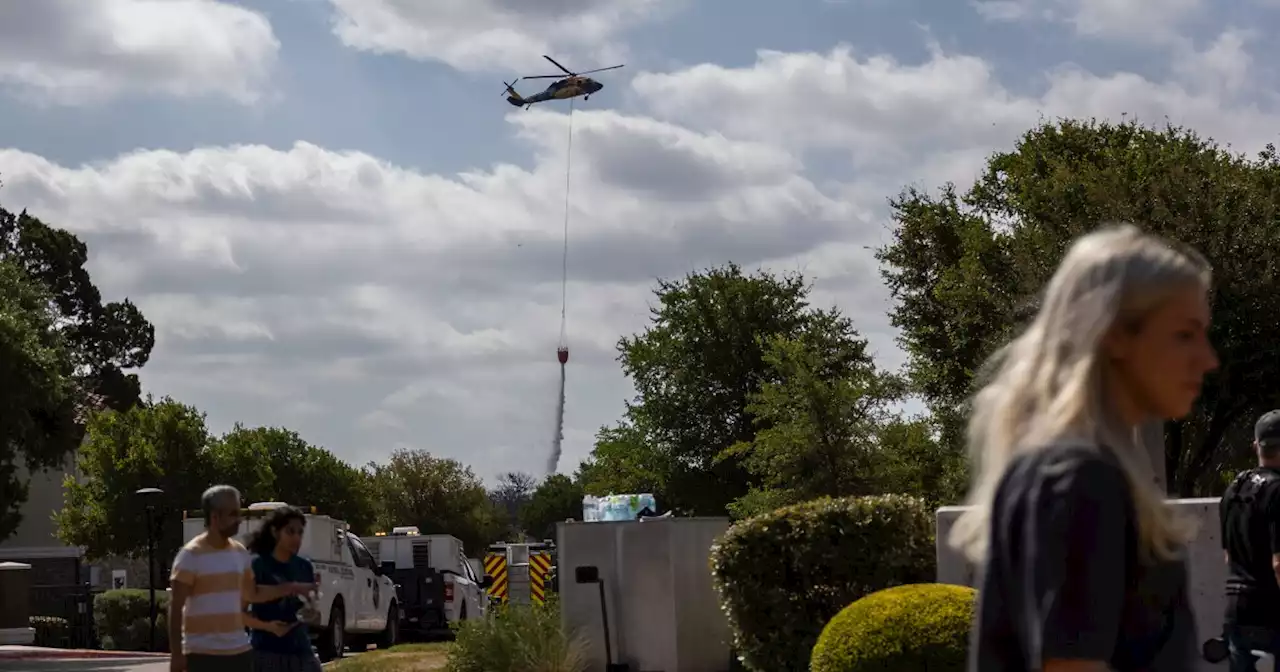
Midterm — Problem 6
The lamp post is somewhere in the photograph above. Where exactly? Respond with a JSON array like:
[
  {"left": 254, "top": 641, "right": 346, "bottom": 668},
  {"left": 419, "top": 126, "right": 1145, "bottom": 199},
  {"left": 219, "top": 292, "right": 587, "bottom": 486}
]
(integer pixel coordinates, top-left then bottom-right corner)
[{"left": 136, "top": 487, "right": 164, "bottom": 652}]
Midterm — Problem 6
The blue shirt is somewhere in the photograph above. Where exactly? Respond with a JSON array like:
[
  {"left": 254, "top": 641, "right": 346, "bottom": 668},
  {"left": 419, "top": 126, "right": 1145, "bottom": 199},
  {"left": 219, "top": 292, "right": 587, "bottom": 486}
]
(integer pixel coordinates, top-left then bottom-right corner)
[{"left": 248, "top": 553, "right": 315, "bottom": 654}]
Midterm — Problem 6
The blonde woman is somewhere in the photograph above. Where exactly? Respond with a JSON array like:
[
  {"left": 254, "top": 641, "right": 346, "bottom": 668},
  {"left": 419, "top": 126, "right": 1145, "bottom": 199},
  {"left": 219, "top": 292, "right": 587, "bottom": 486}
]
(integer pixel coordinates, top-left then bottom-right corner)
[{"left": 950, "top": 225, "right": 1219, "bottom": 672}]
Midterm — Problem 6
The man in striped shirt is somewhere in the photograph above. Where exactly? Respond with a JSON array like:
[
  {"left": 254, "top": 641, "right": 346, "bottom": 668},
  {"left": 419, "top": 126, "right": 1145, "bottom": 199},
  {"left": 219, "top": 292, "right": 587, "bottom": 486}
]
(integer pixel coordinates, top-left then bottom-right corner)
[{"left": 169, "top": 486, "right": 317, "bottom": 672}]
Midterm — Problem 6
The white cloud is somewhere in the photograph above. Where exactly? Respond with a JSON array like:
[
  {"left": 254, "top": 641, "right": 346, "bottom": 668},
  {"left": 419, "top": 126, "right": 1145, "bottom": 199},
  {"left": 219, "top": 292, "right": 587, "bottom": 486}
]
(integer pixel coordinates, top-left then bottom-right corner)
[
  {"left": 2, "top": 20, "right": 1276, "bottom": 478},
  {"left": 0, "top": 108, "right": 849, "bottom": 474},
  {"left": 0, "top": 0, "right": 279, "bottom": 105},
  {"left": 972, "top": 0, "right": 1203, "bottom": 43},
  {"left": 1172, "top": 28, "right": 1254, "bottom": 95},
  {"left": 326, "top": 0, "right": 671, "bottom": 72},
  {"left": 632, "top": 42, "right": 1277, "bottom": 192}
]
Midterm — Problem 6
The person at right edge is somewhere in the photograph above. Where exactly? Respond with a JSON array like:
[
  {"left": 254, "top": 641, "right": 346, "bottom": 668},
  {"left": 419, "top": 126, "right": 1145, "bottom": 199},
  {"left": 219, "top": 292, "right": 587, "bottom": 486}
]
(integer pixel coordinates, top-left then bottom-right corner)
[
  {"left": 1220, "top": 410, "right": 1280, "bottom": 671},
  {"left": 950, "top": 224, "right": 1220, "bottom": 671}
]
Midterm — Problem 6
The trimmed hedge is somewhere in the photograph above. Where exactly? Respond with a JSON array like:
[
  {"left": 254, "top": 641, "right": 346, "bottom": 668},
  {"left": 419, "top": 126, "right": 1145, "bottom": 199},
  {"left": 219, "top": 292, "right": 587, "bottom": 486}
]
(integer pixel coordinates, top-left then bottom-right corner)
[
  {"left": 710, "top": 494, "right": 935, "bottom": 671},
  {"left": 30, "top": 616, "right": 69, "bottom": 648},
  {"left": 93, "top": 589, "right": 170, "bottom": 652},
  {"left": 810, "top": 583, "right": 975, "bottom": 672}
]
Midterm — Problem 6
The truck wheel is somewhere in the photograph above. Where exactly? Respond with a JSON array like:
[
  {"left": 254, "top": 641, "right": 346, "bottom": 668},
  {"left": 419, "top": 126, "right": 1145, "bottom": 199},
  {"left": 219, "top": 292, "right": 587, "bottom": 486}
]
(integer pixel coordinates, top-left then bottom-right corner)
[
  {"left": 377, "top": 603, "right": 399, "bottom": 649},
  {"left": 318, "top": 601, "right": 345, "bottom": 662}
]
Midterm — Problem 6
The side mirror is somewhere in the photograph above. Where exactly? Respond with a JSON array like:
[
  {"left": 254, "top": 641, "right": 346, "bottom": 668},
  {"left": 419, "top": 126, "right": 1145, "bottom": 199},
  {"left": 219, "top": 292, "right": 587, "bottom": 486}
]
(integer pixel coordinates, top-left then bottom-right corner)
[{"left": 481, "top": 575, "right": 495, "bottom": 589}]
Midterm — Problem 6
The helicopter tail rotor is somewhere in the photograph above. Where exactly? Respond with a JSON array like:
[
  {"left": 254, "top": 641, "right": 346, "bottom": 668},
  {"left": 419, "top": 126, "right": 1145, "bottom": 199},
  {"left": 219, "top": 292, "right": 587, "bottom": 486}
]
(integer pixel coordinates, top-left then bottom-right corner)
[{"left": 502, "top": 80, "right": 526, "bottom": 106}]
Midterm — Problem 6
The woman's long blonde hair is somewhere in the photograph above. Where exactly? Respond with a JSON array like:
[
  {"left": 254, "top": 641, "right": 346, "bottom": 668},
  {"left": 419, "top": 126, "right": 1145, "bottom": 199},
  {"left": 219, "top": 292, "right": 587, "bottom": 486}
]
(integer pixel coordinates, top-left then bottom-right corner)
[{"left": 949, "top": 224, "right": 1208, "bottom": 564}]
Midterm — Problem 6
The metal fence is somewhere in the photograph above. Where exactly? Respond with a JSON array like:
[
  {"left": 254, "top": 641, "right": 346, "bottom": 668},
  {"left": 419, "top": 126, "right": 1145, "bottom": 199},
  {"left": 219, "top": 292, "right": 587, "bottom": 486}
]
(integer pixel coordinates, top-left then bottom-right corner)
[{"left": 30, "top": 583, "right": 98, "bottom": 649}]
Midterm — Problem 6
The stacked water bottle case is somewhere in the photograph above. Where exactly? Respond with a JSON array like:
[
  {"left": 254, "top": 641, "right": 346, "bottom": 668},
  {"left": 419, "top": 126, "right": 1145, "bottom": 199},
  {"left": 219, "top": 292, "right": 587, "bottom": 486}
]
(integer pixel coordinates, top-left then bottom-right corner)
[{"left": 581, "top": 493, "right": 658, "bottom": 521}]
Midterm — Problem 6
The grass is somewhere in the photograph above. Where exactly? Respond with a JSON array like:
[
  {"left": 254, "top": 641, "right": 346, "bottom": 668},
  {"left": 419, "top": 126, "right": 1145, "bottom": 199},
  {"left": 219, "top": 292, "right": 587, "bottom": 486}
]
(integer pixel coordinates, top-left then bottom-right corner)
[{"left": 326, "top": 643, "right": 452, "bottom": 671}]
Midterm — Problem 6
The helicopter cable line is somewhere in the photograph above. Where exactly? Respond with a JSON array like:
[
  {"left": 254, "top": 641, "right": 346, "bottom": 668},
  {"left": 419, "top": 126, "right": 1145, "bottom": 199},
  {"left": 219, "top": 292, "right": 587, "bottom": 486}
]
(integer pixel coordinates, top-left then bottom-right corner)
[
  {"left": 548, "top": 96, "right": 575, "bottom": 477},
  {"left": 559, "top": 97, "right": 574, "bottom": 349}
]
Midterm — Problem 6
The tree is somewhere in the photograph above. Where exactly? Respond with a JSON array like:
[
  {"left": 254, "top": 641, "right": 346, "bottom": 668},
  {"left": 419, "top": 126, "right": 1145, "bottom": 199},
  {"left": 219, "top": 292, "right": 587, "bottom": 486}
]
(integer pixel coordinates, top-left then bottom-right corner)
[
  {"left": 878, "top": 118, "right": 1280, "bottom": 495},
  {"left": 0, "top": 261, "right": 81, "bottom": 541},
  {"left": 587, "top": 264, "right": 891, "bottom": 515},
  {"left": 875, "top": 413, "right": 968, "bottom": 508},
  {"left": 519, "top": 474, "right": 583, "bottom": 539},
  {"left": 722, "top": 330, "right": 905, "bottom": 515},
  {"left": 490, "top": 471, "right": 536, "bottom": 535},
  {"left": 366, "top": 449, "right": 505, "bottom": 553},
  {"left": 577, "top": 424, "right": 671, "bottom": 499},
  {"left": 56, "top": 398, "right": 214, "bottom": 560},
  {"left": 0, "top": 207, "right": 155, "bottom": 542},
  {"left": 210, "top": 425, "right": 376, "bottom": 533},
  {"left": 0, "top": 208, "right": 155, "bottom": 412}
]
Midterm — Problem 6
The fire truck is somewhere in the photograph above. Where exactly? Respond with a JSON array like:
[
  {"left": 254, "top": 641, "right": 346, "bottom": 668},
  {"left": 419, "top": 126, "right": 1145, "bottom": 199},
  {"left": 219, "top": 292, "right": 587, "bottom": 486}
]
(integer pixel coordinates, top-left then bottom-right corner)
[{"left": 482, "top": 540, "right": 557, "bottom": 606}]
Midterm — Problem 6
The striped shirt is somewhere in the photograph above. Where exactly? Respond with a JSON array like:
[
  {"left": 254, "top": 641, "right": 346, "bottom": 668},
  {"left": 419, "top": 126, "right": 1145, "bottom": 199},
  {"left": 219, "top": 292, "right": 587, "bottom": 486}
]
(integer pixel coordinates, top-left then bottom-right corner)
[{"left": 170, "top": 534, "right": 252, "bottom": 655}]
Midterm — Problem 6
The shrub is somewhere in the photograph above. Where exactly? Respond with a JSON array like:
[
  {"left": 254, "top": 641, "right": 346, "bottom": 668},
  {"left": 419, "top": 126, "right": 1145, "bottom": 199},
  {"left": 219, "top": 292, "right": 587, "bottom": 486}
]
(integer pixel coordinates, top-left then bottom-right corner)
[
  {"left": 447, "top": 597, "right": 588, "bottom": 672},
  {"left": 30, "top": 616, "right": 69, "bottom": 648},
  {"left": 810, "top": 583, "right": 975, "bottom": 672},
  {"left": 711, "top": 494, "right": 935, "bottom": 671},
  {"left": 93, "top": 589, "right": 170, "bottom": 652}
]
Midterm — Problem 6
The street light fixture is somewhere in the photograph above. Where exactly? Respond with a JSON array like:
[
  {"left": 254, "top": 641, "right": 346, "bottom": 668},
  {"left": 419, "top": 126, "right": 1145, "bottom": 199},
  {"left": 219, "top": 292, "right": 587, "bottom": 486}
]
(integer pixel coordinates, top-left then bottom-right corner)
[{"left": 136, "top": 487, "right": 164, "bottom": 652}]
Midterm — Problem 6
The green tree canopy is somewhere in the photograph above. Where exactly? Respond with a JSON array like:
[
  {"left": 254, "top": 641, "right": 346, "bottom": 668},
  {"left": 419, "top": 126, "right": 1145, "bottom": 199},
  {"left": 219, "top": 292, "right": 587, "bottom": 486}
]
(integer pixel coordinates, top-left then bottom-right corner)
[
  {"left": 0, "top": 261, "right": 81, "bottom": 540},
  {"left": 878, "top": 118, "right": 1280, "bottom": 495},
  {"left": 0, "top": 206, "right": 156, "bottom": 542},
  {"left": 0, "top": 207, "right": 154, "bottom": 411},
  {"left": 56, "top": 397, "right": 213, "bottom": 560},
  {"left": 720, "top": 331, "right": 905, "bottom": 517},
  {"left": 583, "top": 263, "right": 909, "bottom": 515},
  {"left": 209, "top": 425, "right": 376, "bottom": 533},
  {"left": 366, "top": 449, "right": 505, "bottom": 554},
  {"left": 489, "top": 471, "right": 536, "bottom": 536},
  {"left": 519, "top": 474, "right": 583, "bottom": 540},
  {"left": 56, "top": 404, "right": 378, "bottom": 558},
  {"left": 577, "top": 424, "right": 671, "bottom": 499}
]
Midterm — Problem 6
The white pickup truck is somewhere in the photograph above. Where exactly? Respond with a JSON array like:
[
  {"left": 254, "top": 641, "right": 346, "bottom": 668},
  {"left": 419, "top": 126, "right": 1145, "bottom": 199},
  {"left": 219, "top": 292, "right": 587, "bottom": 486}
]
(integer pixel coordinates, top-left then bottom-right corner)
[
  {"left": 180, "top": 502, "right": 398, "bottom": 661},
  {"left": 361, "top": 527, "right": 489, "bottom": 636}
]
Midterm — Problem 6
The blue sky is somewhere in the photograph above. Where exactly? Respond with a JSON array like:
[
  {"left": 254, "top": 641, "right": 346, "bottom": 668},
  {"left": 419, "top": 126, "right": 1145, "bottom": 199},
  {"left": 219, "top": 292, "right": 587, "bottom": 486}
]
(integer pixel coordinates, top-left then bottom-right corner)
[{"left": 0, "top": 0, "right": 1276, "bottom": 483}]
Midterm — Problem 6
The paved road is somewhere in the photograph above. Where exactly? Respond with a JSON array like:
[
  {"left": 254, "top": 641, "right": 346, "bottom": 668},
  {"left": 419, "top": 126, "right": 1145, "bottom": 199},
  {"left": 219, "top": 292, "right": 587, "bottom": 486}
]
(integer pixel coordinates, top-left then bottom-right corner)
[
  {"left": 0, "top": 659, "right": 166, "bottom": 672},
  {"left": 1, "top": 649, "right": 373, "bottom": 671}
]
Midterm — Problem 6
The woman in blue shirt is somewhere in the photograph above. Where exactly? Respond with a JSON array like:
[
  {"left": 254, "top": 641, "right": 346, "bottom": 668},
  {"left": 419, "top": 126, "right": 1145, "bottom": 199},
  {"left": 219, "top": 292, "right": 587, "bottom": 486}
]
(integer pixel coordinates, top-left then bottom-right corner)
[{"left": 244, "top": 505, "right": 322, "bottom": 672}]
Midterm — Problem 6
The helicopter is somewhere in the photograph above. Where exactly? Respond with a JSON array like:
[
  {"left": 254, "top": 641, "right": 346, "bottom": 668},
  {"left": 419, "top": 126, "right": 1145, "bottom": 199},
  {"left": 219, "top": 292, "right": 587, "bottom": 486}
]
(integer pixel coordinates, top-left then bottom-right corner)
[{"left": 502, "top": 55, "right": 624, "bottom": 109}]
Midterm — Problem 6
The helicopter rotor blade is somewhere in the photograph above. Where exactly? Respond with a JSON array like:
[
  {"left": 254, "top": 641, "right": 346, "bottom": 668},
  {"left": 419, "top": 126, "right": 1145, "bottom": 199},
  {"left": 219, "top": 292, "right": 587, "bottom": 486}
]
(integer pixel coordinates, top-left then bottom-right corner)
[
  {"left": 499, "top": 78, "right": 520, "bottom": 95},
  {"left": 577, "top": 64, "right": 624, "bottom": 75},
  {"left": 521, "top": 74, "right": 563, "bottom": 79},
  {"left": 543, "top": 55, "right": 575, "bottom": 76}
]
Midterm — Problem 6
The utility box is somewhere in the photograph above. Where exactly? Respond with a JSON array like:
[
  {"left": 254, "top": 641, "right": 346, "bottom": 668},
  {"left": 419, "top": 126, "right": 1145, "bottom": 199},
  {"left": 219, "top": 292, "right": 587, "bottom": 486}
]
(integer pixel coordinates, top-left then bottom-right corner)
[
  {"left": 0, "top": 562, "right": 34, "bottom": 645},
  {"left": 558, "top": 517, "right": 732, "bottom": 672},
  {"left": 937, "top": 498, "right": 1226, "bottom": 671}
]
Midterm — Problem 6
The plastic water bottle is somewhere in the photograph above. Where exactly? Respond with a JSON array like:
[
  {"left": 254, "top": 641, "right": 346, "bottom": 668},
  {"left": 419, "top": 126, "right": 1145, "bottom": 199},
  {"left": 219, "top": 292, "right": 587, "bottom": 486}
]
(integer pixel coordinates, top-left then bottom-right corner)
[
  {"left": 607, "top": 496, "right": 627, "bottom": 521},
  {"left": 600, "top": 496, "right": 619, "bottom": 521},
  {"left": 582, "top": 495, "right": 599, "bottom": 522},
  {"left": 638, "top": 493, "right": 657, "bottom": 515}
]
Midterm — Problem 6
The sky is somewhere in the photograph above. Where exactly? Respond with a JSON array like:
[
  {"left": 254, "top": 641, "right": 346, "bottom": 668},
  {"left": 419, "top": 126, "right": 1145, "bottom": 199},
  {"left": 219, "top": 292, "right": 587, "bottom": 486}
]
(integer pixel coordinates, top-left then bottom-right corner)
[{"left": 0, "top": 0, "right": 1277, "bottom": 485}]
